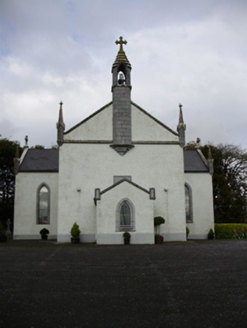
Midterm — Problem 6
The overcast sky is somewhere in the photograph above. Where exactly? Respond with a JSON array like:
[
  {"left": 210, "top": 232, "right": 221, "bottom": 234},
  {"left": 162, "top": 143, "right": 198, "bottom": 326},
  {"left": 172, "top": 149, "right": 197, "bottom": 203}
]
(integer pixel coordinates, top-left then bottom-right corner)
[{"left": 1, "top": 0, "right": 247, "bottom": 149}]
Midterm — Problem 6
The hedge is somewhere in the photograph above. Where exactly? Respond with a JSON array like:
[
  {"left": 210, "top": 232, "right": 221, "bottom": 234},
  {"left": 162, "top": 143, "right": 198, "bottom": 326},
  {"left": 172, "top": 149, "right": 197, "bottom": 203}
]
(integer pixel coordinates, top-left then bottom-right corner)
[{"left": 215, "top": 223, "right": 247, "bottom": 239}]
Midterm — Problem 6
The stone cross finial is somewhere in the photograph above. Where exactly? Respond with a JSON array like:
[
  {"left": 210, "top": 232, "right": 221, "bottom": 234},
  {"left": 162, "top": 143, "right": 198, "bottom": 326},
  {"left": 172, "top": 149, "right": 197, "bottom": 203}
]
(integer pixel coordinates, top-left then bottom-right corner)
[
  {"left": 179, "top": 103, "right": 183, "bottom": 110},
  {"left": 115, "top": 36, "right": 127, "bottom": 51},
  {"left": 25, "top": 135, "right": 28, "bottom": 147},
  {"left": 6, "top": 219, "right": 12, "bottom": 237}
]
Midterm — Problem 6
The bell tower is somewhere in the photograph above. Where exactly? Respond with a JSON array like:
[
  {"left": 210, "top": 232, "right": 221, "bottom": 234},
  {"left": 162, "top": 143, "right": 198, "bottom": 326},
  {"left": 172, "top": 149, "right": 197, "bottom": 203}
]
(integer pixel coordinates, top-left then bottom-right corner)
[{"left": 111, "top": 36, "right": 133, "bottom": 155}]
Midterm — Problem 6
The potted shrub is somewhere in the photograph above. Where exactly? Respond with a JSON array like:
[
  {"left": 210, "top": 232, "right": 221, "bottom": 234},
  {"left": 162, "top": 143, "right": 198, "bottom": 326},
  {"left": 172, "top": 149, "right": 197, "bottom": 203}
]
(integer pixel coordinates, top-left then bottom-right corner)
[
  {"left": 40, "top": 228, "right": 49, "bottom": 240},
  {"left": 123, "top": 231, "right": 131, "bottom": 245},
  {"left": 70, "top": 222, "right": 81, "bottom": 244},
  {"left": 208, "top": 228, "right": 215, "bottom": 240},
  {"left": 154, "top": 216, "right": 165, "bottom": 244},
  {"left": 186, "top": 227, "right": 190, "bottom": 240}
]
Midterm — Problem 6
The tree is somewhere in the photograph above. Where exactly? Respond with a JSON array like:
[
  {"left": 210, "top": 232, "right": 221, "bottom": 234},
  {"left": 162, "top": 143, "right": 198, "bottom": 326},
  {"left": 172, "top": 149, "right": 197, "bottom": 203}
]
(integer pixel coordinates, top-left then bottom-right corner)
[
  {"left": 31, "top": 145, "right": 45, "bottom": 149},
  {"left": 0, "top": 138, "right": 23, "bottom": 228},
  {"left": 185, "top": 141, "right": 247, "bottom": 223}
]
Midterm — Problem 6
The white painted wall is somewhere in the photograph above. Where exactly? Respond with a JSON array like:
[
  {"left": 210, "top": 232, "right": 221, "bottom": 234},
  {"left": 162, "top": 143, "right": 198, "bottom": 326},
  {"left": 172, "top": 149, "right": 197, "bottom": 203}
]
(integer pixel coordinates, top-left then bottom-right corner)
[
  {"left": 14, "top": 101, "right": 213, "bottom": 244},
  {"left": 14, "top": 172, "right": 58, "bottom": 239},
  {"left": 64, "top": 104, "right": 112, "bottom": 141},
  {"left": 96, "top": 181, "right": 154, "bottom": 244},
  {"left": 132, "top": 104, "right": 178, "bottom": 142},
  {"left": 57, "top": 140, "right": 186, "bottom": 243},
  {"left": 185, "top": 173, "right": 215, "bottom": 239}
]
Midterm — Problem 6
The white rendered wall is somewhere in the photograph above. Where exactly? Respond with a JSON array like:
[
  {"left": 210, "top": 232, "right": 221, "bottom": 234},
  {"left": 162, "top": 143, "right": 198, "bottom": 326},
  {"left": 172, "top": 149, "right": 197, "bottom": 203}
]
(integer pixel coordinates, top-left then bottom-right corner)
[
  {"left": 64, "top": 104, "right": 112, "bottom": 141},
  {"left": 132, "top": 104, "right": 178, "bottom": 142},
  {"left": 96, "top": 181, "right": 154, "bottom": 244},
  {"left": 14, "top": 173, "right": 58, "bottom": 239},
  {"left": 185, "top": 173, "right": 214, "bottom": 239},
  {"left": 57, "top": 142, "right": 187, "bottom": 243}
]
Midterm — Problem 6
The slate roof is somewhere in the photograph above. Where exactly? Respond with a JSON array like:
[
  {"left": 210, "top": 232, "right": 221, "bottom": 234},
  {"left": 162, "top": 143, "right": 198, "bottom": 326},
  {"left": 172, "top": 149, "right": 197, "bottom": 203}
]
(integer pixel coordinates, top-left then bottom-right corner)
[
  {"left": 184, "top": 150, "right": 209, "bottom": 172},
  {"left": 18, "top": 149, "right": 208, "bottom": 173},
  {"left": 19, "top": 149, "right": 59, "bottom": 172}
]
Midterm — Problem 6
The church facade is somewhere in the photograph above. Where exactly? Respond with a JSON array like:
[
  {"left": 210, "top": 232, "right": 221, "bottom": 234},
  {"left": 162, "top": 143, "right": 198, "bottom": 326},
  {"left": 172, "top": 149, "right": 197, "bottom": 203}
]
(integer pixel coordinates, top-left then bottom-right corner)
[{"left": 13, "top": 37, "right": 214, "bottom": 244}]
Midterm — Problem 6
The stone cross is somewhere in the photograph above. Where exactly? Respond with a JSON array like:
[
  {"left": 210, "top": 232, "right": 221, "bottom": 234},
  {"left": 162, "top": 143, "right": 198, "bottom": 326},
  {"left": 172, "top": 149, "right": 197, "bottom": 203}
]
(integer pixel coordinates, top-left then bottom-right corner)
[
  {"left": 6, "top": 219, "right": 12, "bottom": 236},
  {"left": 115, "top": 36, "right": 127, "bottom": 51}
]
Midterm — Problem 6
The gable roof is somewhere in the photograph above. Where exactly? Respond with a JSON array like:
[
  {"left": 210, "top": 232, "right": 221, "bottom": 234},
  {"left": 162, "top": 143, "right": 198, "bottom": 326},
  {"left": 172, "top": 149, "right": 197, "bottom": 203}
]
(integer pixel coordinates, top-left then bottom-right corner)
[
  {"left": 184, "top": 150, "right": 209, "bottom": 173},
  {"left": 18, "top": 148, "right": 209, "bottom": 174},
  {"left": 19, "top": 149, "right": 59, "bottom": 172},
  {"left": 100, "top": 178, "right": 150, "bottom": 196}
]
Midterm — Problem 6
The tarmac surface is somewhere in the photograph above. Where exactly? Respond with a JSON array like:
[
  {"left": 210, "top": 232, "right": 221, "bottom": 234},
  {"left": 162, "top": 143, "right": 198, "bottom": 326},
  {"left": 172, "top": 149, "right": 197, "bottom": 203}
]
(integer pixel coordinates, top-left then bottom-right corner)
[{"left": 0, "top": 240, "right": 246, "bottom": 328}]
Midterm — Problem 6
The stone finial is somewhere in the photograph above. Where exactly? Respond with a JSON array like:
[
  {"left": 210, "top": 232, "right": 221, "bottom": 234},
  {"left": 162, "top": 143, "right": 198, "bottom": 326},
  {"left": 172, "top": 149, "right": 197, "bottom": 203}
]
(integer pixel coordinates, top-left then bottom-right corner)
[
  {"left": 177, "top": 104, "right": 186, "bottom": 148},
  {"left": 208, "top": 146, "right": 214, "bottom": 176},
  {"left": 5, "top": 219, "right": 12, "bottom": 237},
  {"left": 25, "top": 135, "right": 28, "bottom": 148},
  {"left": 178, "top": 104, "right": 184, "bottom": 124},
  {"left": 57, "top": 101, "right": 65, "bottom": 146},
  {"left": 13, "top": 143, "right": 20, "bottom": 175}
]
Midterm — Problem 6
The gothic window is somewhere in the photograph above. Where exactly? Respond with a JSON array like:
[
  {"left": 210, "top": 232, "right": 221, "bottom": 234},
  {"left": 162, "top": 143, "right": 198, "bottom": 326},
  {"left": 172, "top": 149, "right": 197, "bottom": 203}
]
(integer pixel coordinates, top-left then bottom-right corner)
[
  {"left": 116, "top": 199, "right": 135, "bottom": 232},
  {"left": 120, "top": 201, "right": 131, "bottom": 226},
  {"left": 185, "top": 183, "right": 193, "bottom": 223},
  {"left": 37, "top": 183, "right": 50, "bottom": 224}
]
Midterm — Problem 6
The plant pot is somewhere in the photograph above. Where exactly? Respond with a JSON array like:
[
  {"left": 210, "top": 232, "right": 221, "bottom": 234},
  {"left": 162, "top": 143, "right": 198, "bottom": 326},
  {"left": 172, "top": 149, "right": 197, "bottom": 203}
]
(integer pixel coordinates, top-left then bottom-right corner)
[
  {"left": 124, "top": 237, "right": 130, "bottom": 245},
  {"left": 208, "top": 235, "right": 214, "bottom": 240},
  {"left": 71, "top": 237, "right": 80, "bottom": 244},
  {"left": 155, "top": 236, "right": 164, "bottom": 244},
  {"left": 41, "top": 234, "right": 48, "bottom": 240}
]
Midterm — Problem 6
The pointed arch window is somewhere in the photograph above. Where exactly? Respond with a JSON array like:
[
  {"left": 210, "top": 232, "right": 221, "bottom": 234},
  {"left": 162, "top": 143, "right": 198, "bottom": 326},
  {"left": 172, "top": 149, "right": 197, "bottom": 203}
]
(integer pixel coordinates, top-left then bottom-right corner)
[
  {"left": 116, "top": 199, "right": 135, "bottom": 232},
  {"left": 120, "top": 201, "right": 131, "bottom": 226},
  {"left": 185, "top": 183, "right": 193, "bottom": 223},
  {"left": 37, "top": 183, "right": 50, "bottom": 224}
]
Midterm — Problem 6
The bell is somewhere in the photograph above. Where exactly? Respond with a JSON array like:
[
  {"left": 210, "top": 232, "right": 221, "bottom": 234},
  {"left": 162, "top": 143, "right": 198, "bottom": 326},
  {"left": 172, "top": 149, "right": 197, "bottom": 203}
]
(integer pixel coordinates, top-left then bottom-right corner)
[{"left": 118, "top": 73, "right": 125, "bottom": 85}]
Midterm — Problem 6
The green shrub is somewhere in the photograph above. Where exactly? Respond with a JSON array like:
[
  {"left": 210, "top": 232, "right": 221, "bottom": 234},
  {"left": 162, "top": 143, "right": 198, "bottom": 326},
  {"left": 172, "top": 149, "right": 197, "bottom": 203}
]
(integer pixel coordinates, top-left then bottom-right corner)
[
  {"left": 40, "top": 228, "right": 49, "bottom": 235},
  {"left": 0, "top": 222, "right": 7, "bottom": 242},
  {"left": 186, "top": 227, "right": 190, "bottom": 237},
  {"left": 123, "top": 231, "right": 131, "bottom": 239},
  {"left": 154, "top": 216, "right": 165, "bottom": 226},
  {"left": 215, "top": 224, "right": 247, "bottom": 239},
  {"left": 70, "top": 222, "right": 81, "bottom": 238},
  {"left": 208, "top": 228, "right": 215, "bottom": 240}
]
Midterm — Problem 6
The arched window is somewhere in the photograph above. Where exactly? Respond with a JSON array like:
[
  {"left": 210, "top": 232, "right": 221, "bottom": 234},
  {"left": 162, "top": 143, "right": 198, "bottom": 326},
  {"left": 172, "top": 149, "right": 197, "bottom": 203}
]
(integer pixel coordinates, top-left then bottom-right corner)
[
  {"left": 120, "top": 201, "right": 131, "bottom": 226},
  {"left": 185, "top": 183, "right": 193, "bottom": 223},
  {"left": 37, "top": 183, "right": 50, "bottom": 224},
  {"left": 116, "top": 199, "right": 135, "bottom": 231}
]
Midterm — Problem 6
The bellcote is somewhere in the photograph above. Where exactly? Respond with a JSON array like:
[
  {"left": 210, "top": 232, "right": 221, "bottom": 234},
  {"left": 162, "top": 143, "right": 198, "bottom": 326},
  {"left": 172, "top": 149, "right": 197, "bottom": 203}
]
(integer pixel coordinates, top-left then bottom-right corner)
[
  {"left": 111, "top": 37, "right": 133, "bottom": 155},
  {"left": 112, "top": 36, "right": 132, "bottom": 91}
]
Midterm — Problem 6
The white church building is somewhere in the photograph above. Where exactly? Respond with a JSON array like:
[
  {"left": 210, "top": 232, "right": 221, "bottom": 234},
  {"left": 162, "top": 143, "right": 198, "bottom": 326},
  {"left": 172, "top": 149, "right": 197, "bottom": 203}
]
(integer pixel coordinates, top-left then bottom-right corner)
[{"left": 13, "top": 37, "right": 214, "bottom": 244}]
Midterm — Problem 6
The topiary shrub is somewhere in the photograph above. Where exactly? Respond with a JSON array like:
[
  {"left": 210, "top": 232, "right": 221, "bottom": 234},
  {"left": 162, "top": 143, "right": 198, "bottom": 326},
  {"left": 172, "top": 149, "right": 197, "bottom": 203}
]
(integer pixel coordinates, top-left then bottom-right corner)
[
  {"left": 70, "top": 222, "right": 81, "bottom": 238},
  {"left": 208, "top": 228, "right": 215, "bottom": 240},
  {"left": 154, "top": 216, "right": 165, "bottom": 226},
  {"left": 40, "top": 228, "right": 49, "bottom": 235},
  {"left": 186, "top": 227, "right": 190, "bottom": 239},
  {"left": 215, "top": 224, "right": 247, "bottom": 239},
  {"left": 154, "top": 216, "right": 165, "bottom": 236},
  {"left": 123, "top": 231, "right": 131, "bottom": 239}
]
